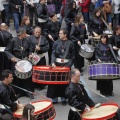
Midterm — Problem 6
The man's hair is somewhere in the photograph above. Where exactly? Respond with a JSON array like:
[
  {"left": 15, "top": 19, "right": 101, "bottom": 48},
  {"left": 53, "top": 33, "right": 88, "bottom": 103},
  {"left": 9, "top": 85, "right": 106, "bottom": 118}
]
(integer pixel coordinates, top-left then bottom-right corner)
[
  {"left": 1, "top": 70, "right": 12, "bottom": 81},
  {"left": 34, "top": 26, "right": 41, "bottom": 32},
  {"left": 17, "top": 27, "right": 26, "bottom": 35},
  {"left": 60, "top": 28, "right": 68, "bottom": 37},
  {"left": 70, "top": 68, "right": 80, "bottom": 78}
]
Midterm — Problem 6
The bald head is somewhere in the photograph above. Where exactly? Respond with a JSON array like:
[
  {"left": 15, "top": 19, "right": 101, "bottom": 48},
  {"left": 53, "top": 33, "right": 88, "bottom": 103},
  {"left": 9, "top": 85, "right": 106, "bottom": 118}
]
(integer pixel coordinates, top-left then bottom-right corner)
[
  {"left": 34, "top": 26, "right": 41, "bottom": 38},
  {"left": 70, "top": 68, "right": 80, "bottom": 83},
  {"left": 0, "top": 23, "right": 8, "bottom": 31}
]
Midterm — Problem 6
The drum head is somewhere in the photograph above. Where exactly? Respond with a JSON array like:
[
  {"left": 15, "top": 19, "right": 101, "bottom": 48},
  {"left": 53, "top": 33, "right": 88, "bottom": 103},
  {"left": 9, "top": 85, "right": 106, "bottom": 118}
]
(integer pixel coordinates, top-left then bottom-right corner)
[
  {"left": 82, "top": 104, "right": 118, "bottom": 120},
  {"left": 15, "top": 60, "right": 32, "bottom": 72},
  {"left": 104, "top": 30, "right": 113, "bottom": 35},
  {"left": 81, "top": 44, "right": 94, "bottom": 52}
]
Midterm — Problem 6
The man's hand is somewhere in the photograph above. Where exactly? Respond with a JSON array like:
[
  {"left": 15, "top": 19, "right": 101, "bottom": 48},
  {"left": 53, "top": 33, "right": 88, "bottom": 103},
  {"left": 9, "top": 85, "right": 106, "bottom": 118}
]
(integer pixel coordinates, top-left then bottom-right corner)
[
  {"left": 85, "top": 107, "right": 91, "bottom": 112},
  {"left": 17, "top": 104, "right": 24, "bottom": 109},
  {"left": 98, "top": 59, "right": 102, "bottom": 63},
  {"left": 48, "top": 34, "right": 54, "bottom": 41},
  {"left": 11, "top": 58, "right": 17, "bottom": 62},
  {"left": 15, "top": 5, "right": 19, "bottom": 9},
  {"left": 113, "top": 46, "right": 119, "bottom": 50},
  {"left": 52, "top": 63, "right": 56, "bottom": 68},
  {"left": 35, "top": 45, "right": 40, "bottom": 51},
  {"left": 78, "top": 41, "right": 81, "bottom": 45},
  {"left": 29, "top": 54, "right": 33, "bottom": 59}
]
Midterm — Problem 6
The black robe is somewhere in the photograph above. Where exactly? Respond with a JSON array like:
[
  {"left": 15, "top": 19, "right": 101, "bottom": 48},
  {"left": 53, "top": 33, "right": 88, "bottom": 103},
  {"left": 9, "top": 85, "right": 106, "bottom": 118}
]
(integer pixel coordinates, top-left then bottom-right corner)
[
  {"left": 70, "top": 23, "right": 87, "bottom": 72},
  {"left": 66, "top": 81, "right": 95, "bottom": 120},
  {"left": 44, "top": 20, "right": 60, "bottom": 64},
  {"left": 95, "top": 42, "right": 114, "bottom": 95},
  {"left": 47, "top": 39, "right": 74, "bottom": 98},
  {"left": 0, "top": 30, "right": 13, "bottom": 79},
  {"left": 29, "top": 35, "right": 49, "bottom": 65},
  {"left": 4, "top": 37, "right": 33, "bottom": 94},
  {"left": 0, "top": 82, "right": 17, "bottom": 112}
]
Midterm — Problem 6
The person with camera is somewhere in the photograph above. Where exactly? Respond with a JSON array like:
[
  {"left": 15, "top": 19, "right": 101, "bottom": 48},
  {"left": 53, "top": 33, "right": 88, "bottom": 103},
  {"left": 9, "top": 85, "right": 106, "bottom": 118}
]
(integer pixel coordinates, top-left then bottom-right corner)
[{"left": 9, "top": 0, "right": 26, "bottom": 32}]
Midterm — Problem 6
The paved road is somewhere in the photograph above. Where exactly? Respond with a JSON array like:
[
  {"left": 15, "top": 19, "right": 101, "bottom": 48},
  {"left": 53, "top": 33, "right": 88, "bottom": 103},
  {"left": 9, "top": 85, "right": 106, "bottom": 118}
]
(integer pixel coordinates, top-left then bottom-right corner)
[{"left": 9, "top": 21, "right": 120, "bottom": 120}]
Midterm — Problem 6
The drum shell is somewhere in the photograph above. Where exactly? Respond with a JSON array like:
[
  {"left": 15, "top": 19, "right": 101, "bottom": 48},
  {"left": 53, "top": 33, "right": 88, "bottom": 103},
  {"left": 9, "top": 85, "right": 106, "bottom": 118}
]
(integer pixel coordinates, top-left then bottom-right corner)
[
  {"left": 32, "top": 66, "right": 70, "bottom": 84},
  {"left": 88, "top": 63, "right": 120, "bottom": 80},
  {"left": 80, "top": 48, "right": 94, "bottom": 58}
]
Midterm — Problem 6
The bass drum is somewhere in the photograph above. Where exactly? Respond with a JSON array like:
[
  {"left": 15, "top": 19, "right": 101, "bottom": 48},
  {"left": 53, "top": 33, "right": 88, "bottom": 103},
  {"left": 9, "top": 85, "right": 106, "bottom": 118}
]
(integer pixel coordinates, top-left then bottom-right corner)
[{"left": 79, "top": 44, "right": 94, "bottom": 58}]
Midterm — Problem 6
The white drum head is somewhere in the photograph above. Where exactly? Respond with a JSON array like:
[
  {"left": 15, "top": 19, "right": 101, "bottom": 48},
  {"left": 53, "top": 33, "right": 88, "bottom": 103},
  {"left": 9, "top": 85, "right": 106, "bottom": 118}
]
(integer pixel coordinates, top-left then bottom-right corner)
[
  {"left": 15, "top": 60, "right": 32, "bottom": 72},
  {"left": 81, "top": 44, "right": 94, "bottom": 52},
  {"left": 82, "top": 105, "right": 118, "bottom": 119}
]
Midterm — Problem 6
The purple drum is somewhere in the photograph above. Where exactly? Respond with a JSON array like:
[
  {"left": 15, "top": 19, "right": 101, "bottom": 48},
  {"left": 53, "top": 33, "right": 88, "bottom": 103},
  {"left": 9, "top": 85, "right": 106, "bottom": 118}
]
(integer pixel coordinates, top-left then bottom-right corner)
[{"left": 88, "top": 63, "right": 120, "bottom": 80}]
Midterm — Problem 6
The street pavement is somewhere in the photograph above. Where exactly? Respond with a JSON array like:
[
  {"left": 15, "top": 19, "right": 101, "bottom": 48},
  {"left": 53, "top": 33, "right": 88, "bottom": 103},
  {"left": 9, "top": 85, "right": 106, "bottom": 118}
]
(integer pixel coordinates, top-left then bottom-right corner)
[{"left": 8, "top": 21, "right": 120, "bottom": 120}]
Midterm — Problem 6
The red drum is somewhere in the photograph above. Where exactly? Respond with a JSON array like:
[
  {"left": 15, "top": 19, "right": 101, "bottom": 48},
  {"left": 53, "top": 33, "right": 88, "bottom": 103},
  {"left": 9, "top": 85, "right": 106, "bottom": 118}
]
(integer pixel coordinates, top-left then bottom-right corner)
[
  {"left": 82, "top": 103, "right": 119, "bottom": 120},
  {"left": 14, "top": 100, "right": 56, "bottom": 120},
  {"left": 32, "top": 66, "right": 70, "bottom": 84}
]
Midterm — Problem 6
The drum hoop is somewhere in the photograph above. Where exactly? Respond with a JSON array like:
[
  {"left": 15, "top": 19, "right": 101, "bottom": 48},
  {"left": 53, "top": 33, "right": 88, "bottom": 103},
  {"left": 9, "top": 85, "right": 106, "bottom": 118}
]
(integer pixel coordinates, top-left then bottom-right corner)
[
  {"left": 89, "top": 63, "right": 118, "bottom": 66},
  {"left": 32, "top": 78, "right": 70, "bottom": 84},
  {"left": 82, "top": 103, "right": 119, "bottom": 120},
  {"left": 31, "top": 100, "right": 55, "bottom": 115},
  {"left": 33, "top": 66, "right": 70, "bottom": 72}
]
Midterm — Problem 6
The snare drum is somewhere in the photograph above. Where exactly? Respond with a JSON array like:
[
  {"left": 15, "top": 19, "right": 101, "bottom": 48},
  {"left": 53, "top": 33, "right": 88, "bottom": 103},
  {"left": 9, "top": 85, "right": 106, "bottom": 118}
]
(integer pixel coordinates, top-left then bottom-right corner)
[
  {"left": 82, "top": 103, "right": 118, "bottom": 120},
  {"left": 15, "top": 60, "right": 32, "bottom": 79},
  {"left": 79, "top": 44, "right": 94, "bottom": 58},
  {"left": 14, "top": 100, "right": 56, "bottom": 120},
  {"left": 32, "top": 66, "right": 70, "bottom": 84},
  {"left": 88, "top": 63, "right": 120, "bottom": 80}
]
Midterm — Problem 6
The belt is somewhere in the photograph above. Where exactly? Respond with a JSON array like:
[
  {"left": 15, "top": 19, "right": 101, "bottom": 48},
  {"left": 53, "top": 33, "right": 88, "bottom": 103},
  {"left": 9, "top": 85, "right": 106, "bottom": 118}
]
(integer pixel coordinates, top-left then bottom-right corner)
[
  {"left": 38, "top": 18, "right": 47, "bottom": 23},
  {"left": 56, "top": 58, "right": 69, "bottom": 63}
]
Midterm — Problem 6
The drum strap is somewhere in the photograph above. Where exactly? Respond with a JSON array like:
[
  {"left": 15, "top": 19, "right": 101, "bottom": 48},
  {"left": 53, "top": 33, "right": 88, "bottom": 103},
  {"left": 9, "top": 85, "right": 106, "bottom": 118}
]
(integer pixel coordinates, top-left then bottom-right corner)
[{"left": 108, "top": 44, "right": 118, "bottom": 64}]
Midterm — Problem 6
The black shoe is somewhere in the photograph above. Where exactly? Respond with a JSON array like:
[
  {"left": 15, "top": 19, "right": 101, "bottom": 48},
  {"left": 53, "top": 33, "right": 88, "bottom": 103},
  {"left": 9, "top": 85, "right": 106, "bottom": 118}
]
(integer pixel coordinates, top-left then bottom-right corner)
[
  {"left": 52, "top": 101, "right": 58, "bottom": 104},
  {"left": 109, "top": 92, "right": 114, "bottom": 96},
  {"left": 26, "top": 93, "right": 34, "bottom": 99},
  {"left": 62, "top": 101, "right": 67, "bottom": 106}
]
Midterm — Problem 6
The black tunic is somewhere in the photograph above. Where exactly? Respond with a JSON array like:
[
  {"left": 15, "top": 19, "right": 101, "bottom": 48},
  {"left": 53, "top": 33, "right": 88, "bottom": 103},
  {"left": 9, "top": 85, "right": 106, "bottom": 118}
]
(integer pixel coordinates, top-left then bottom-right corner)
[
  {"left": 0, "top": 82, "right": 17, "bottom": 112},
  {"left": 44, "top": 20, "right": 60, "bottom": 64},
  {"left": 89, "top": 16, "right": 105, "bottom": 35},
  {"left": 47, "top": 39, "right": 74, "bottom": 98},
  {"left": 70, "top": 23, "right": 87, "bottom": 71},
  {"left": 4, "top": 37, "right": 33, "bottom": 94},
  {"left": 29, "top": 35, "right": 49, "bottom": 65},
  {"left": 66, "top": 81, "right": 95, "bottom": 120},
  {"left": 95, "top": 42, "right": 114, "bottom": 95}
]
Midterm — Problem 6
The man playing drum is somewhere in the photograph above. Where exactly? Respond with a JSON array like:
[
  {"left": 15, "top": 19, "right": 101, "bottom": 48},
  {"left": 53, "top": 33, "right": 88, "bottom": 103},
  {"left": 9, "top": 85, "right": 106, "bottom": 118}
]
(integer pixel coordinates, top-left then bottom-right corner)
[
  {"left": 0, "top": 70, "right": 24, "bottom": 113},
  {"left": 47, "top": 29, "right": 74, "bottom": 105},
  {"left": 29, "top": 26, "right": 49, "bottom": 90},
  {"left": 66, "top": 68, "right": 95, "bottom": 120},
  {"left": 5, "top": 27, "right": 34, "bottom": 99}
]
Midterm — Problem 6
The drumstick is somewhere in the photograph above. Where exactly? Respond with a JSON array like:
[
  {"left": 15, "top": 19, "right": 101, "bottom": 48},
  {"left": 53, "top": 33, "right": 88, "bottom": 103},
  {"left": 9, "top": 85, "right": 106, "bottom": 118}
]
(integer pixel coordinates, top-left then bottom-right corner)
[{"left": 11, "top": 84, "right": 37, "bottom": 95}]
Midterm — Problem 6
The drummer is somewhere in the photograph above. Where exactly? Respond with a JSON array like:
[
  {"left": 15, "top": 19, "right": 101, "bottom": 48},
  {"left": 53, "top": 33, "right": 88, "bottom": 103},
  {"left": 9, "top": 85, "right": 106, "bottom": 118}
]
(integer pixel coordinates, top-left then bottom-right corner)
[
  {"left": 28, "top": 26, "right": 49, "bottom": 90},
  {"left": 109, "top": 25, "right": 120, "bottom": 54},
  {"left": 47, "top": 29, "right": 74, "bottom": 105},
  {"left": 5, "top": 27, "right": 34, "bottom": 99},
  {"left": 0, "top": 70, "right": 24, "bottom": 113},
  {"left": 95, "top": 34, "right": 114, "bottom": 96},
  {"left": 70, "top": 14, "right": 87, "bottom": 76},
  {"left": 66, "top": 68, "right": 95, "bottom": 120}
]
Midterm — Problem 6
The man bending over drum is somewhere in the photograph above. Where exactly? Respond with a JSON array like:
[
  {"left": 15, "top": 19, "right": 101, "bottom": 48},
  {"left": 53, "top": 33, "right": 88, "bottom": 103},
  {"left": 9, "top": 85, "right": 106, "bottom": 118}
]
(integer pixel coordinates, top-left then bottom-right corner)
[
  {"left": 5, "top": 27, "right": 34, "bottom": 99},
  {"left": 66, "top": 68, "right": 95, "bottom": 120},
  {"left": 0, "top": 70, "right": 24, "bottom": 113},
  {"left": 47, "top": 29, "right": 74, "bottom": 105}
]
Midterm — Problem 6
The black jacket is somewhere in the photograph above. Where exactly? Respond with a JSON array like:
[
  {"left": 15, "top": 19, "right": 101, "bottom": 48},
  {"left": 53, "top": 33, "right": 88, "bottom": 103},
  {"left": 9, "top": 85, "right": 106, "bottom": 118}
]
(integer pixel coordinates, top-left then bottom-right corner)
[
  {"left": 51, "top": 39, "right": 74, "bottom": 67},
  {"left": 95, "top": 42, "right": 113, "bottom": 62},
  {"left": 5, "top": 37, "right": 32, "bottom": 60},
  {"left": 65, "top": 9, "right": 77, "bottom": 25},
  {"left": 66, "top": 82, "right": 95, "bottom": 112},
  {"left": 29, "top": 35, "right": 49, "bottom": 54},
  {"left": 35, "top": 3, "right": 48, "bottom": 20},
  {"left": 23, "top": 25, "right": 33, "bottom": 35},
  {"left": 44, "top": 20, "right": 60, "bottom": 40},
  {"left": 9, "top": 0, "right": 24, "bottom": 13},
  {"left": 0, "top": 30, "right": 13, "bottom": 47},
  {"left": 70, "top": 24, "right": 87, "bottom": 44},
  {"left": 89, "top": 16, "right": 105, "bottom": 35},
  {"left": 0, "top": 83, "right": 17, "bottom": 112}
]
